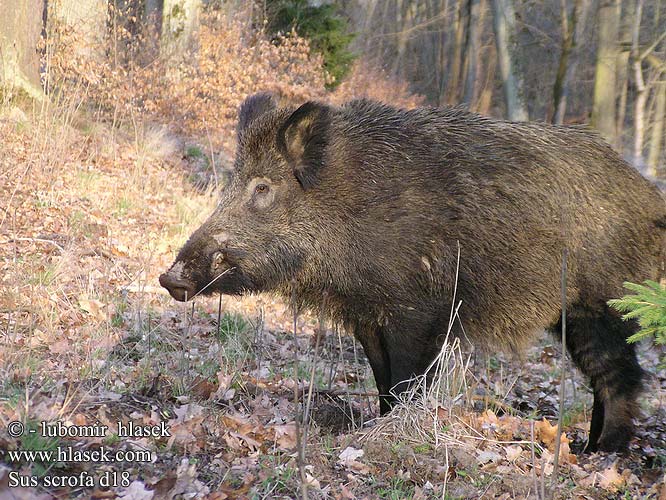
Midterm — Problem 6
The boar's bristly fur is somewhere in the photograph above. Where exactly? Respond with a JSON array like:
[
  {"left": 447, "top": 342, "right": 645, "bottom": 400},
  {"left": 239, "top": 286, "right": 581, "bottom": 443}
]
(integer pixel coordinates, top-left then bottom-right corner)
[{"left": 160, "top": 93, "right": 666, "bottom": 453}]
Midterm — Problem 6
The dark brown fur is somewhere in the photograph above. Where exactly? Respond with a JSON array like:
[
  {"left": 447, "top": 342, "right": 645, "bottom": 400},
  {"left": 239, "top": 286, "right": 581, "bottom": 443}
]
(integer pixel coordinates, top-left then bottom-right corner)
[{"left": 160, "top": 94, "right": 666, "bottom": 453}]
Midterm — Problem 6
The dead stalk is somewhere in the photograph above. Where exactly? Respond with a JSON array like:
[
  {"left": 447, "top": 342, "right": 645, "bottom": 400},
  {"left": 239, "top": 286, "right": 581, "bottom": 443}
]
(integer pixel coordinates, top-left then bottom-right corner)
[
  {"left": 531, "top": 419, "right": 540, "bottom": 500},
  {"left": 337, "top": 326, "right": 356, "bottom": 429},
  {"left": 217, "top": 293, "right": 223, "bottom": 340},
  {"left": 291, "top": 282, "right": 308, "bottom": 500},
  {"left": 303, "top": 293, "right": 326, "bottom": 440},
  {"left": 181, "top": 300, "right": 195, "bottom": 390},
  {"left": 551, "top": 248, "right": 568, "bottom": 494}
]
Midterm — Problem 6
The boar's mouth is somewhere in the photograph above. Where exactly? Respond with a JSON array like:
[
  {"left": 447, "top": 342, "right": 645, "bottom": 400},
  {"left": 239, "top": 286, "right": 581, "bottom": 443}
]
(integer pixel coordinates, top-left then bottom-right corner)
[
  {"left": 159, "top": 257, "right": 257, "bottom": 302},
  {"left": 159, "top": 272, "right": 196, "bottom": 302}
]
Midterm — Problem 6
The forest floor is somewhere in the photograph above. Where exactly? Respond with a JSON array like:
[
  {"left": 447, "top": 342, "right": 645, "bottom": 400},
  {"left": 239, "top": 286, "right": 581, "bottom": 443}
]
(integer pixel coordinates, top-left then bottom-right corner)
[{"left": 0, "top": 104, "right": 665, "bottom": 500}]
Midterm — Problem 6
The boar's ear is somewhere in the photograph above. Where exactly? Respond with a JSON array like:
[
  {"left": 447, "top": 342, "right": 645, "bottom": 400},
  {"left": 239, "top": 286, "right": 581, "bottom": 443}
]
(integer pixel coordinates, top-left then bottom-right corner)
[
  {"left": 276, "top": 101, "right": 331, "bottom": 190},
  {"left": 237, "top": 92, "right": 277, "bottom": 137}
]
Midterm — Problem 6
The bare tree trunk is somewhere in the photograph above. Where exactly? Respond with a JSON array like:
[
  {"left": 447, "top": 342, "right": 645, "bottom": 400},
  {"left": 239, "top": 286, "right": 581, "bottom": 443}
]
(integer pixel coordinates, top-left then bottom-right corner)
[
  {"left": 52, "top": 0, "right": 107, "bottom": 59},
  {"left": 632, "top": 0, "right": 647, "bottom": 165},
  {"left": 591, "top": 0, "right": 620, "bottom": 144},
  {"left": 491, "top": 0, "right": 527, "bottom": 121},
  {"left": 145, "top": 0, "right": 163, "bottom": 34},
  {"left": 647, "top": 80, "right": 666, "bottom": 177},
  {"left": 477, "top": 40, "right": 497, "bottom": 114},
  {"left": 432, "top": 0, "right": 450, "bottom": 105},
  {"left": 161, "top": 0, "right": 202, "bottom": 70},
  {"left": 423, "top": 0, "right": 446, "bottom": 104},
  {"left": 552, "top": 0, "right": 589, "bottom": 124},
  {"left": 462, "top": 0, "right": 484, "bottom": 108},
  {"left": 446, "top": 0, "right": 466, "bottom": 104},
  {"left": 392, "top": 0, "right": 415, "bottom": 80},
  {"left": 615, "top": 0, "right": 635, "bottom": 143},
  {"left": 0, "top": 0, "right": 45, "bottom": 100}
]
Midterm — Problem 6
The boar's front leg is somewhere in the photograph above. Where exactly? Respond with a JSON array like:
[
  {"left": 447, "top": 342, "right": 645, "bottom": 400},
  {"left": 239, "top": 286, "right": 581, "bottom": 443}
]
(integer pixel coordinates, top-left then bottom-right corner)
[{"left": 354, "top": 322, "right": 393, "bottom": 414}]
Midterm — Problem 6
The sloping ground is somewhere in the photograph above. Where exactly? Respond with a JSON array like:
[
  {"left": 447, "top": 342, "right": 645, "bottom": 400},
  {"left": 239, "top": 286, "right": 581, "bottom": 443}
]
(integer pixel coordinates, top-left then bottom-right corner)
[{"left": 0, "top": 108, "right": 665, "bottom": 499}]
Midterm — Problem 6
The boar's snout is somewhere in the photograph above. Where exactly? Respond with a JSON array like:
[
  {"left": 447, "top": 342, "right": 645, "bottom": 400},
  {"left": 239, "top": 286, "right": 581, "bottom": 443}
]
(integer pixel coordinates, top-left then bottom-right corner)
[{"left": 159, "top": 271, "right": 196, "bottom": 302}]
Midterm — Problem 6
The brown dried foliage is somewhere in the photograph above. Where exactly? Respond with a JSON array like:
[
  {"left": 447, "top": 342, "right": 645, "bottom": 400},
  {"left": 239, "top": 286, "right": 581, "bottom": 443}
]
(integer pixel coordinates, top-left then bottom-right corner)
[
  {"left": 330, "top": 59, "right": 426, "bottom": 110},
  {"left": 47, "top": 7, "right": 331, "bottom": 152},
  {"left": 46, "top": 6, "right": 422, "bottom": 154}
]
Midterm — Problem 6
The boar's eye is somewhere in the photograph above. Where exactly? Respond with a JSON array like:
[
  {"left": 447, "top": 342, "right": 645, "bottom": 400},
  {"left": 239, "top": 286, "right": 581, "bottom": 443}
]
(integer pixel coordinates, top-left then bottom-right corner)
[{"left": 255, "top": 183, "right": 269, "bottom": 195}]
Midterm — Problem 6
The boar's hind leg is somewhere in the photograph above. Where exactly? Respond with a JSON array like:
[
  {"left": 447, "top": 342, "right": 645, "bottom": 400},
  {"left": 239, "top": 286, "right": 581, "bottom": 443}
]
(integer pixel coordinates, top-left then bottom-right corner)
[
  {"left": 554, "top": 303, "right": 644, "bottom": 453},
  {"left": 355, "top": 324, "right": 393, "bottom": 415}
]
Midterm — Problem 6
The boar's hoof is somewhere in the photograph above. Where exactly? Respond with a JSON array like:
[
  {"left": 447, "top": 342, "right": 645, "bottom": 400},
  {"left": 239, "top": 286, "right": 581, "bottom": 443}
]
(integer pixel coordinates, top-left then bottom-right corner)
[
  {"left": 159, "top": 273, "right": 196, "bottom": 302},
  {"left": 596, "top": 426, "right": 633, "bottom": 454}
]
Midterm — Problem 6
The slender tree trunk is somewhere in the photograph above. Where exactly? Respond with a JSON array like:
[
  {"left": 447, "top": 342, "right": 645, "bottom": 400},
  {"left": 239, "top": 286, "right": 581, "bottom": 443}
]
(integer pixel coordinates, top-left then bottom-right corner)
[
  {"left": 447, "top": 0, "right": 466, "bottom": 104},
  {"left": 424, "top": 0, "right": 446, "bottom": 104},
  {"left": 491, "top": 0, "right": 528, "bottom": 121},
  {"left": 161, "top": 0, "right": 202, "bottom": 69},
  {"left": 632, "top": 0, "right": 647, "bottom": 165},
  {"left": 363, "top": 0, "right": 379, "bottom": 35},
  {"left": 591, "top": 0, "right": 620, "bottom": 144},
  {"left": 435, "top": 0, "right": 450, "bottom": 105},
  {"left": 462, "top": 0, "right": 483, "bottom": 108},
  {"left": 552, "top": 0, "right": 589, "bottom": 124},
  {"left": 615, "top": 0, "right": 635, "bottom": 143},
  {"left": 392, "top": 0, "right": 414, "bottom": 80},
  {"left": 52, "top": 0, "right": 107, "bottom": 59},
  {"left": 477, "top": 41, "right": 496, "bottom": 114},
  {"left": 647, "top": 80, "right": 666, "bottom": 177},
  {"left": 145, "top": 0, "right": 163, "bottom": 34},
  {"left": 0, "top": 0, "right": 45, "bottom": 100}
]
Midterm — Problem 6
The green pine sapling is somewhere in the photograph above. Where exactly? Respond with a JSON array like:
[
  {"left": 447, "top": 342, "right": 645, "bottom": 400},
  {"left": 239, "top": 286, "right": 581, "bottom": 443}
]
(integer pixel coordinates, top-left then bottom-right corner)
[{"left": 608, "top": 280, "right": 666, "bottom": 366}]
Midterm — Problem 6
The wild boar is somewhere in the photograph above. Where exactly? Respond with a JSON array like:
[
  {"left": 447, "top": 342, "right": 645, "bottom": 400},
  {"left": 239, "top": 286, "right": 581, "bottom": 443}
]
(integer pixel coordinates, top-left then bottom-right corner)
[{"left": 160, "top": 93, "right": 666, "bottom": 452}]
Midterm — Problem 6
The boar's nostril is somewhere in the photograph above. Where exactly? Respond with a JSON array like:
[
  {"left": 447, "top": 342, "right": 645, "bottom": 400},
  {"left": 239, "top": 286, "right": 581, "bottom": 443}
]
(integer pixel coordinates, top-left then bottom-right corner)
[{"left": 159, "top": 272, "right": 196, "bottom": 302}]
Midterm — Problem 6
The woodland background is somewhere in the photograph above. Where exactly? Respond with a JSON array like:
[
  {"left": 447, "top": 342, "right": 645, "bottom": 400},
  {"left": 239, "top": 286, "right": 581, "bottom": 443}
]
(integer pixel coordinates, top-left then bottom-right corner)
[
  {"left": 5, "top": 0, "right": 666, "bottom": 177},
  {"left": 0, "top": 1, "right": 665, "bottom": 499}
]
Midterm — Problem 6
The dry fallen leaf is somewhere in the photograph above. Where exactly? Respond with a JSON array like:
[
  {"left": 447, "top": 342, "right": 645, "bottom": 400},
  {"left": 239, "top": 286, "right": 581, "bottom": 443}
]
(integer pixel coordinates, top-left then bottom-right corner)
[
  {"left": 477, "top": 450, "right": 502, "bottom": 464},
  {"left": 338, "top": 446, "right": 370, "bottom": 475},
  {"left": 273, "top": 423, "right": 297, "bottom": 451},
  {"left": 533, "top": 418, "right": 575, "bottom": 463},
  {"left": 78, "top": 294, "right": 107, "bottom": 322},
  {"left": 213, "top": 373, "right": 233, "bottom": 401},
  {"left": 305, "top": 473, "right": 321, "bottom": 489},
  {"left": 191, "top": 376, "right": 218, "bottom": 400},
  {"left": 579, "top": 461, "right": 639, "bottom": 492},
  {"left": 535, "top": 418, "right": 558, "bottom": 449},
  {"left": 504, "top": 444, "right": 523, "bottom": 462},
  {"left": 166, "top": 458, "right": 210, "bottom": 499},
  {"left": 338, "top": 446, "right": 364, "bottom": 466},
  {"left": 118, "top": 481, "right": 154, "bottom": 500}
]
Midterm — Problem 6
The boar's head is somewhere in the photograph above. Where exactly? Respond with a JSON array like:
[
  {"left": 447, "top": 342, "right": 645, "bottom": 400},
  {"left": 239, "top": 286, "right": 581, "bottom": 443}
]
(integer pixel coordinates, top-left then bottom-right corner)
[{"left": 159, "top": 92, "right": 332, "bottom": 301}]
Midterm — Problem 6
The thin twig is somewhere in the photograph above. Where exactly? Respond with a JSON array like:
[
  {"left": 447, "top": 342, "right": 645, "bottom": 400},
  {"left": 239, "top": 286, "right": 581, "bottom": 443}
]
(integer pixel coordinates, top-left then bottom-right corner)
[
  {"left": 552, "top": 248, "right": 568, "bottom": 494},
  {"left": 337, "top": 327, "right": 356, "bottom": 429},
  {"left": 531, "top": 419, "right": 539, "bottom": 500},
  {"left": 255, "top": 306, "right": 265, "bottom": 375},
  {"left": 304, "top": 293, "right": 326, "bottom": 438},
  {"left": 190, "top": 267, "right": 235, "bottom": 300},
  {"left": 639, "top": 29, "right": 666, "bottom": 61},
  {"left": 540, "top": 439, "right": 546, "bottom": 500},
  {"left": 217, "top": 293, "right": 223, "bottom": 339},
  {"left": 204, "top": 120, "right": 219, "bottom": 190},
  {"left": 181, "top": 300, "right": 195, "bottom": 390},
  {"left": 5, "top": 237, "right": 65, "bottom": 252},
  {"left": 291, "top": 281, "right": 308, "bottom": 500}
]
